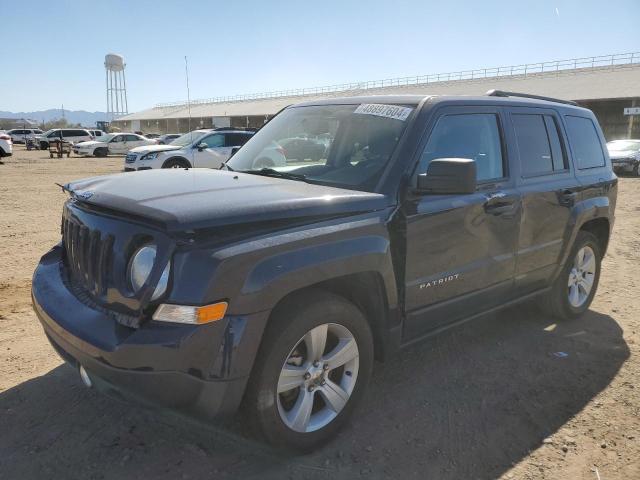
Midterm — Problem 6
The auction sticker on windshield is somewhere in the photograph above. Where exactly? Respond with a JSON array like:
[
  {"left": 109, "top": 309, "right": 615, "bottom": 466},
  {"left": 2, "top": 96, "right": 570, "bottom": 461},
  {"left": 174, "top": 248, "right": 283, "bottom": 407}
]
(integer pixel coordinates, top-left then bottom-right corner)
[{"left": 354, "top": 104, "right": 413, "bottom": 121}]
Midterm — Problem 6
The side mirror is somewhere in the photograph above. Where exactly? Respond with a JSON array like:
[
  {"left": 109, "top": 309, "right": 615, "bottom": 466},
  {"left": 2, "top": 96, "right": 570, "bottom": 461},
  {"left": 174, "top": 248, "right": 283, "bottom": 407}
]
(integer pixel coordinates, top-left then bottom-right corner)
[
  {"left": 196, "top": 143, "right": 207, "bottom": 151},
  {"left": 416, "top": 158, "right": 477, "bottom": 194},
  {"left": 229, "top": 146, "right": 240, "bottom": 158}
]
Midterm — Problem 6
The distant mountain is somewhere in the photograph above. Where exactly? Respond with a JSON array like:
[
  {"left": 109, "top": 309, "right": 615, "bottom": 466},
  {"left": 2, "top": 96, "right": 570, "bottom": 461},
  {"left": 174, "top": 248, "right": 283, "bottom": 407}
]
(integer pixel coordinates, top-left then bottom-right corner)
[{"left": 0, "top": 109, "right": 108, "bottom": 127}]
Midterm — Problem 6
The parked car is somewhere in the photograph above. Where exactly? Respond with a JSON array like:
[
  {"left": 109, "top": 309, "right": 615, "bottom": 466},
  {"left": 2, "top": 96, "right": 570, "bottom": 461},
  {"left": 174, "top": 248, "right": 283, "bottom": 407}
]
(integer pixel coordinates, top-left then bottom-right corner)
[
  {"left": 144, "top": 133, "right": 161, "bottom": 139},
  {"left": 156, "top": 133, "right": 182, "bottom": 145},
  {"left": 607, "top": 139, "right": 640, "bottom": 176},
  {"left": 7, "top": 128, "right": 43, "bottom": 143},
  {"left": 87, "top": 129, "right": 107, "bottom": 139},
  {"left": 278, "top": 137, "right": 328, "bottom": 161},
  {"left": 32, "top": 92, "right": 616, "bottom": 451},
  {"left": 73, "top": 133, "right": 157, "bottom": 157},
  {"left": 36, "top": 129, "right": 93, "bottom": 149},
  {"left": 0, "top": 132, "right": 12, "bottom": 157},
  {"left": 123, "top": 128, "right": 255, "bottom": 171}
]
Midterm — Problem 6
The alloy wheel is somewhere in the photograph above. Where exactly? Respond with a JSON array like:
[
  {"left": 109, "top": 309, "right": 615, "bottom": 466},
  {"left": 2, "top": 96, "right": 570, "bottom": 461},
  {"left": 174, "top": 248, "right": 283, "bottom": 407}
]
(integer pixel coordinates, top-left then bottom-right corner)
[
  {"left": 277, "top": 323, "right": 359, "bottom": 433},
  {"left": 567, "top": 245, "right": 596, "bottom": 308}
]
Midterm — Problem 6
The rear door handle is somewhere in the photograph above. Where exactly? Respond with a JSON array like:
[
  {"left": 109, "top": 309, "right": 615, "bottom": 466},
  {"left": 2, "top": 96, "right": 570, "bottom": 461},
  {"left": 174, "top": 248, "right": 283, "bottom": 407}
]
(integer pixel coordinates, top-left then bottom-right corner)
[{"left": 559, "top": 189, "right": 578, "bottom": 205}]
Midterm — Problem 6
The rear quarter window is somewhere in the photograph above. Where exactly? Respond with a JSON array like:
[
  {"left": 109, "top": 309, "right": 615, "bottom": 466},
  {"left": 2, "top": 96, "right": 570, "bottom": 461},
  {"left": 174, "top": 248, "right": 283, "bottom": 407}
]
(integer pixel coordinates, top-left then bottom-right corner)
[{"left": 565, "top": 116, "right": 606, "bottom": 169}]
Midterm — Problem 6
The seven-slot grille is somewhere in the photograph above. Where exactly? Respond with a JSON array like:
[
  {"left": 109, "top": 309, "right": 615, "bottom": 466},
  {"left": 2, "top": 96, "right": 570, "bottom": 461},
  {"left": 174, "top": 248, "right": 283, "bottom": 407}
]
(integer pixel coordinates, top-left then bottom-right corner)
[
  {"left": 62, "top": 215, "right": 114, "bottom": 297},
  {"left": 125, "top": 153, "right": 137, "bottom": 163}
]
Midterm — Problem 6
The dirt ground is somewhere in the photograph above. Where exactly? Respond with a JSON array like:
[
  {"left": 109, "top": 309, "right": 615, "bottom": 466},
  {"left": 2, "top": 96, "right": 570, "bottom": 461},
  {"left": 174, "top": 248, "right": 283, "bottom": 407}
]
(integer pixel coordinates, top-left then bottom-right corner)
[{"left": 0, "top": 146, "right": 638, "bottom": 480}]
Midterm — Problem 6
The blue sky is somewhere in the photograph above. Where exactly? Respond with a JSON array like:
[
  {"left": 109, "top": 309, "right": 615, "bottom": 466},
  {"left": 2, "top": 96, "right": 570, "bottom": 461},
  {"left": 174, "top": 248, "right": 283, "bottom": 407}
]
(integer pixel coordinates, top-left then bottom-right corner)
[{"left": 1, "top": 0, "right": 639, "bottom": 113}]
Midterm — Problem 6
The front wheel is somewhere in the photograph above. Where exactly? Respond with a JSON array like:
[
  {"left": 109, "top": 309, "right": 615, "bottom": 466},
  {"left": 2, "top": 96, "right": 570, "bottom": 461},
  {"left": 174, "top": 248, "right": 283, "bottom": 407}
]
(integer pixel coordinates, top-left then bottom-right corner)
[
  {"left": 633, "top": 163, "right": 640, "bottom": 177},
  {"left": 543, "top": 231, "right": 602, "bottom": 319},
  {"left": 244, "top": 291, "right": 373, "bottom": 451}
]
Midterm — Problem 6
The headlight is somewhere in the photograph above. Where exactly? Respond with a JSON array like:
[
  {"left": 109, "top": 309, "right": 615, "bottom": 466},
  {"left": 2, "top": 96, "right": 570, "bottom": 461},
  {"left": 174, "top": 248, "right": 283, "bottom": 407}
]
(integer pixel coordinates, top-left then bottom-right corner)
[
  {"left": 141, "top": 152, "right": 158, "bottom": 161},
  {"left": 128, "top": 244, "right": 170, "bottom": 300}
]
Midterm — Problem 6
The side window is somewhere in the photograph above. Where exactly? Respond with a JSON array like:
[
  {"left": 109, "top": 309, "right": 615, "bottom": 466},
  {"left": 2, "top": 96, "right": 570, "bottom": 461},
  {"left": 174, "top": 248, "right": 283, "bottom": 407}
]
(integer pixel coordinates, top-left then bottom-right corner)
[
  {"left": 111, "top": 135, "right": 123, "bottom": 142},
  {"left": 61, "top": 130, "right": 73, "bottom": 137},
  {"left": 565, "top": 116, "right": 606, "bottom": 169},
  {"left": 512, "top": 114, "right": 566, "bottom": 176},
  {"left": 125, "top": 134, "right": 139, "bottom": 141},
  {"left": 201, "top": 134, "right": 224, "bottom": 148},
  {"left": 226, "top": 133, "right": 252, "bottom": 147},
  {"left": 418, "top": 113, "right": 504, "bottom": 182}
]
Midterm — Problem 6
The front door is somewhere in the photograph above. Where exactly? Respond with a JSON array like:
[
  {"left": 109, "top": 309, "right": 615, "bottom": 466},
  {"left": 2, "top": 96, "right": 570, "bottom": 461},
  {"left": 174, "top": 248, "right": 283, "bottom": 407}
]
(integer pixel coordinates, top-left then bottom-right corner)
[
  {"left": 193, "top": 133, "right": 229, "bottom": 168},
  {"left": 403, "top": 106, "right": 521, "bottom": 340},
  {"left": 108, "top": 135, "right": 127, "bottom": 154}
]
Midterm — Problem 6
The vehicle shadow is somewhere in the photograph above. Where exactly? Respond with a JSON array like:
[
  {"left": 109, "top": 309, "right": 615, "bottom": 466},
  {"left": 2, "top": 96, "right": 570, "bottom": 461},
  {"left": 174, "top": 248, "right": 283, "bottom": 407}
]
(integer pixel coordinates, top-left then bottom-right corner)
[{"left": 0, "top": 306, "right": 629, "bottom": 479}]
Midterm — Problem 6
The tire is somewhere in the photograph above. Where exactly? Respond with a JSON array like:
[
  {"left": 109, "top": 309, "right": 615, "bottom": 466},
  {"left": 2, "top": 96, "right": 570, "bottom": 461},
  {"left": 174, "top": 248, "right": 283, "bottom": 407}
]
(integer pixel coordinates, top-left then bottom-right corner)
[
  {"left": 40, "top": 142, "right": 48, "bottom": 150},
  {"left": 243, "top": 290, "right": 374, "bottom": 451},
  {"left": 94, "top": 148, "right": 107, "bottom": 158},
  {"left": 253, "top": 157, "right": 275, "bottom": 169},
  {"left": 633, "top": 163, "right": 640, "bottom": 177},
  {"left": 162, "top": 157, "right": 190, "bottom": 169},
  {"left": 543, "top": 231, "right": 602, "bottom": 320}
]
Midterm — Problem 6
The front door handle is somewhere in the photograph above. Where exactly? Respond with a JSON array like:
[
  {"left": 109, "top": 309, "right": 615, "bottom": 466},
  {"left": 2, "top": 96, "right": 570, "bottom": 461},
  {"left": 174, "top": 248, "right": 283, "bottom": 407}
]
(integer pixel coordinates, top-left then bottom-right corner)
[{"left": 483, "top": 192, "right": 519, "bottom": 215}]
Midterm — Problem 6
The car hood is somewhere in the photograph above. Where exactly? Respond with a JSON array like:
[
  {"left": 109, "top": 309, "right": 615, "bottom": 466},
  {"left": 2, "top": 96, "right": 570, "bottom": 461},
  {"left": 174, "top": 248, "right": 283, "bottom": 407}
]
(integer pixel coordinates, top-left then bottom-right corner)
[
  {"left": 65, "top": 168, "right": 389, "bottom": 232},
  {"left": 129, "top": 144, "right": 182, "bottom": 154},
  {"left": 75, "top": 140, "right": 105, "bottom": 147}
]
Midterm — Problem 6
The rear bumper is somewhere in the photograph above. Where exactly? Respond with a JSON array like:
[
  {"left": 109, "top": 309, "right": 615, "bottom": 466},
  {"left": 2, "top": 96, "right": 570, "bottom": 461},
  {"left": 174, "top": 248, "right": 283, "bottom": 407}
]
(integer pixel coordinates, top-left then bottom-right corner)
[{"left": 31, "top": 245, "right": 267, "bottom": 419}]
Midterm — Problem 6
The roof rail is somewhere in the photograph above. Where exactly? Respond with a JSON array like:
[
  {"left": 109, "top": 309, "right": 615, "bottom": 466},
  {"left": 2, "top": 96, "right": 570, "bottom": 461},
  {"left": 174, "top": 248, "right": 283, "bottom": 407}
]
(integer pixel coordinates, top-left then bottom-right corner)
[{"left": 486, "top": 89, "right": 579, "bottom": 106}]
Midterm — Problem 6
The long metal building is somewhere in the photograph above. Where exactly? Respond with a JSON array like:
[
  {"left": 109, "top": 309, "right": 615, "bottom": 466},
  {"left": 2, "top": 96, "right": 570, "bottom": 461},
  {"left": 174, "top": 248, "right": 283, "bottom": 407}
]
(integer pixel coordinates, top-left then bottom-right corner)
[{"left": 112, "top": 52, "right": 640, "bottom": 140}]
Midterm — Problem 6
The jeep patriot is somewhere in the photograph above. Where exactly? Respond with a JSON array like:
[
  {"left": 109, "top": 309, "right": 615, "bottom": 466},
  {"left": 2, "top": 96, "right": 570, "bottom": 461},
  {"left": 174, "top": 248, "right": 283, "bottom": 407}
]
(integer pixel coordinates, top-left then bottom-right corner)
[{"left": 32, "top": 91, "right": 617, "bottom": 450}]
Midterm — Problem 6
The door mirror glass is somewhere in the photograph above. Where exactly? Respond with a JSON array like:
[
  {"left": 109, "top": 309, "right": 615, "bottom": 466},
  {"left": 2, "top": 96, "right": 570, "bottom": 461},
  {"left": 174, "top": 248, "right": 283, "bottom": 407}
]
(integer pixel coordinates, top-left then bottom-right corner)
[
  {"left": 197, "top": 142, "right": 208, "bottom": 151},
  {"left": 416, "top": 158, "right": 477, "bottom": 194}
]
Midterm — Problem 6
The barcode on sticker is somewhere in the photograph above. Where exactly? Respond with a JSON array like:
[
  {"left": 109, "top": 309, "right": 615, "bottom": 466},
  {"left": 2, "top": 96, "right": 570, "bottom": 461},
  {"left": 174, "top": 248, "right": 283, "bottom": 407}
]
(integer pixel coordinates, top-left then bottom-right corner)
[{"left": 354, "top": 104, "right": 413, "bottom": 121}]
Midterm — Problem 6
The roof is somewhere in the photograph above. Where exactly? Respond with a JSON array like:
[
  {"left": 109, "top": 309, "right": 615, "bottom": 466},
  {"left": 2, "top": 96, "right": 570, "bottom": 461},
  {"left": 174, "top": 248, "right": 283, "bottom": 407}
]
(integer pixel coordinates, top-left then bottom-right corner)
[{"left": 115, "top": 62, "right": 640, "bottom": 122}]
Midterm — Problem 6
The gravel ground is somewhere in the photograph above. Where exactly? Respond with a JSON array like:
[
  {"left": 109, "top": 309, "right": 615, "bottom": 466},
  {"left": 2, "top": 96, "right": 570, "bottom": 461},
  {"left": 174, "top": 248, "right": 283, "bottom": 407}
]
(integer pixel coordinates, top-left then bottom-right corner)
[{"left": 0, "top": 146, "right": 638, "bottom": 479}]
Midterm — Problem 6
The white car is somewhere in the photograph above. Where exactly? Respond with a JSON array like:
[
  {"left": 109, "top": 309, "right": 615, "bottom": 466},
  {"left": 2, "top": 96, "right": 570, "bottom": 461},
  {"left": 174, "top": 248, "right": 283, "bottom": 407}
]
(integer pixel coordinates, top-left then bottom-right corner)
[
  {"left": 87, "top": 129, "right": 107, "bottom": 139},
  {"left": 0, "top": 132, "right": 12, "bottom": 158},
  {"left": 123, "top": 128, "right": 256, "bottom": 171},
  {"left": 73, "top": 133, "right": 157, "bottom": 157},
  {"left": 607, "top": 139, "right": 640, "bottom": 176},
  {"left": 36, "top": 128, "right": 93, "bottom": 149},
  {"left": 7, "top": 128, "right": 43, "bottom": 143}
]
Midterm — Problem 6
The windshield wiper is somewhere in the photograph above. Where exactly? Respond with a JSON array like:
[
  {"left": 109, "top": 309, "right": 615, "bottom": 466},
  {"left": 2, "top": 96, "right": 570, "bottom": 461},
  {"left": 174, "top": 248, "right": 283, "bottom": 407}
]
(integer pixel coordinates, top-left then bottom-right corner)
[{"left": 241, "top": 168, "right": 308, "bottom": 182}]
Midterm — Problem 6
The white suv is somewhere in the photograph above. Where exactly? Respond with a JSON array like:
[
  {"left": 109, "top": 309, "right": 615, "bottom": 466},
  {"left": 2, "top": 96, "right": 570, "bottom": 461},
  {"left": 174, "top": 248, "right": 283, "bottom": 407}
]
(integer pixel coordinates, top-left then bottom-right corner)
[
  {"left": 0, "top": 132, "right": 12, "bottom": 158},
  {"left": 7, "top": 128, "right": 43, "bottom": 143},
  {"left": 36, "top": 129, "right": 93, "bottom": 149},
  {"left": 124, "top": 128, "right": 257, "bottom": 171},
  {"left": 74, "top": 133, "right": 157, "bottom": 157}
]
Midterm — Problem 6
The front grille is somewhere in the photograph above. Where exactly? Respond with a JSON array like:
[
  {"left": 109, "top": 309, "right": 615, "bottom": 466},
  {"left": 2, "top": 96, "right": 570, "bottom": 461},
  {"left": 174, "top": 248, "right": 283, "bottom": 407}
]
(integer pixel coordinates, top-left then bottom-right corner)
[
  {"left": 62, "top": 216, "right": 114, "bottom": 297},
  {"left": 125, "top": 153, "right": 137, "bottom": 163}
]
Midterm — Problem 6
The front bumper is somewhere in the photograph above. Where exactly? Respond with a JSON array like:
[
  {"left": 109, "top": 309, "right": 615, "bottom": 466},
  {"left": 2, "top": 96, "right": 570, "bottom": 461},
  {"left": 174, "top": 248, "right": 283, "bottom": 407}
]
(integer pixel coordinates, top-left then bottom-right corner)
[
  {"left": 31, "top": 245, "right": 265, "bottom": 419},
  {"left": 611, "top": 158, "right": 638, "bottom": 173}
]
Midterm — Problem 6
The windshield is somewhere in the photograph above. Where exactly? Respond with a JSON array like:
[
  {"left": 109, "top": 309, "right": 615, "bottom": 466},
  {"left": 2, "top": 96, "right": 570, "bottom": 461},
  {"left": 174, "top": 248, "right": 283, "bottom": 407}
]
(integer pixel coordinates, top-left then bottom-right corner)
[
  {"left": 170, "top": 130, "right": 208, "bottom": 146},
  {"left": 607, "top": 140, "right": 640, "bottom": 152},
  {"left": 100, "top": 134, "right": 116, "bottom": 142},
  {"left": 226, "top": 103, "right": 413, "bottom": 191}
]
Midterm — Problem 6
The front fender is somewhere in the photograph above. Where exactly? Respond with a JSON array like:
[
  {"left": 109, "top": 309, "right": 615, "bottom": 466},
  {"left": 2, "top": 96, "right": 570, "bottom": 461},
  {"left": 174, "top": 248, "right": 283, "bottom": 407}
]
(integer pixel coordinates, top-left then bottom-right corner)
[{"left": 167, "top": 211, "right": 398, "bottom": 316}]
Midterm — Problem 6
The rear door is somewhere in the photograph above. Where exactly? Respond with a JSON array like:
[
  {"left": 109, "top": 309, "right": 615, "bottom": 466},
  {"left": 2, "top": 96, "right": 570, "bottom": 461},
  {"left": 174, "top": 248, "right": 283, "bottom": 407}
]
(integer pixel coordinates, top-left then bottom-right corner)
[
  {"left": 506, "top": 107, "right": 579, "bottom": 295},
  {"left": 402, "top": 105, "right": 521, "bottom": 339}
]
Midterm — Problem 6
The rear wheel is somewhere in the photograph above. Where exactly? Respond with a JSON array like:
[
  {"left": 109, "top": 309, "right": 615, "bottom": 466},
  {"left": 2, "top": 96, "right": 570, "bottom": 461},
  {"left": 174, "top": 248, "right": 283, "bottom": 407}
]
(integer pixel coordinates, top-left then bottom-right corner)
[
  {"left": 40, "top": 141, "right": 48, "bottom": 150},
  {"left": 163, "top": 157, "right": 190, "bottom": 169},
  {"left": 633, "top": 163, "right": 640, "bottom": 177},
  {"left": 244, "top": 291, "right": 373, "bottom": 451},
  {"left": 94, "top": 148, "right": 107, "bottom": 158},
  {"left": 543, "top": 231, "right": 602, "bottom": 319}
]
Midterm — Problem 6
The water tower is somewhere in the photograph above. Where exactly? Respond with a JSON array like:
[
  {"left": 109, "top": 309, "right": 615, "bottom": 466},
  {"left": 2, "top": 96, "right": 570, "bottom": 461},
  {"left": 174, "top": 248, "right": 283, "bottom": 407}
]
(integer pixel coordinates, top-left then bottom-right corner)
[{"left": 104, "top": 53, "right": 128, "bottom": 120}]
